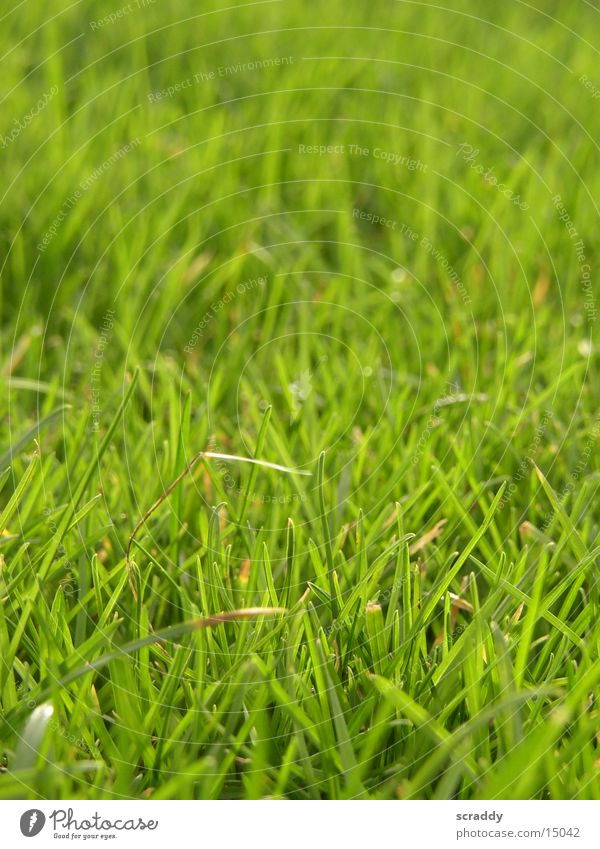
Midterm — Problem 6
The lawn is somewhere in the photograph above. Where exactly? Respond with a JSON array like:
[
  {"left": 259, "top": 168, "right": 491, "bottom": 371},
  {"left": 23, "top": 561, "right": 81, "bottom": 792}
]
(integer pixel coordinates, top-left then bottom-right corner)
[{"left": 0, "top": 0, "right": 599, "bottom": 800}]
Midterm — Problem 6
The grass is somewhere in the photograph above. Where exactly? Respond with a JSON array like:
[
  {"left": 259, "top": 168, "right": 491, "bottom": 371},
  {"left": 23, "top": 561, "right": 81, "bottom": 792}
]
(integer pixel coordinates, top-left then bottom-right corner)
[{"left": 0, "top": 0, "right": 599, "bottom": 800}]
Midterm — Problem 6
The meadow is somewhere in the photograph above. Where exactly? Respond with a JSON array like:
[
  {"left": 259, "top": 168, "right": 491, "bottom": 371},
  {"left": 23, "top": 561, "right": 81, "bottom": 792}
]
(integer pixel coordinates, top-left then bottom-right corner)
[{"left": 0, "top": 0, "right": 599, "bottom": 799}]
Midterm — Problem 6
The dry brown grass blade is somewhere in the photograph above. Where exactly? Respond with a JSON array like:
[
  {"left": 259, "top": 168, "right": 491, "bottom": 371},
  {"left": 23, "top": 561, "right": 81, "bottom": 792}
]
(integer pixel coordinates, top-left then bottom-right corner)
[
  {"left": 409, "top": 519, "right": 448, "bottom": 555},
  {"left": 194, "top": 607, "right": 287, "bottom": 627}
]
